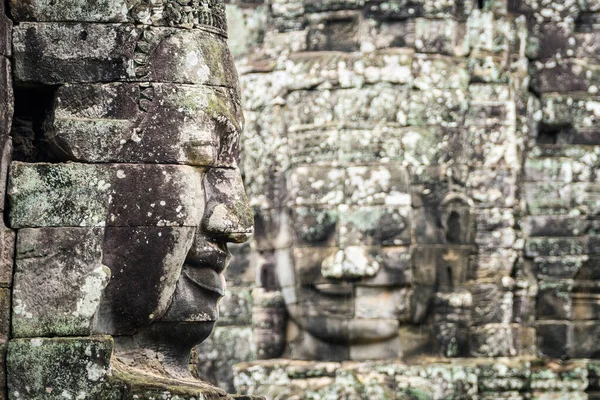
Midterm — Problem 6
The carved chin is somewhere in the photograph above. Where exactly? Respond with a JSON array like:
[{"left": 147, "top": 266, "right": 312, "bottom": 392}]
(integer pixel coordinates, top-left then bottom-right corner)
[{"left": 160, "top": 267, "right": 224, "bottom": 323}]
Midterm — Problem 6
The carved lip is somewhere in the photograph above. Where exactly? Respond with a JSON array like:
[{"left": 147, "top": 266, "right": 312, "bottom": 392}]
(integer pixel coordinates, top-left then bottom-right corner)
[
  {"left": 186, "top": 244, "right": 231, "bottom": 274},
  {"left": 311, "top": 283, "right": 354, "bottom": 296},
  {"left": 183, "top": 266, "right": 226, "bottom": 297}
]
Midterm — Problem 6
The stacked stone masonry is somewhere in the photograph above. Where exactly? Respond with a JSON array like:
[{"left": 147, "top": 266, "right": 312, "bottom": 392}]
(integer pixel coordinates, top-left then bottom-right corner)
[
  {"left": 0, "top": 1, "right": 262, "bottom": 399},
  {"left": 0, "top": 0, "right": 599, "bottom": 399},
  {"left": 191, "top": 0, "right": 600, "bottom": 398}
]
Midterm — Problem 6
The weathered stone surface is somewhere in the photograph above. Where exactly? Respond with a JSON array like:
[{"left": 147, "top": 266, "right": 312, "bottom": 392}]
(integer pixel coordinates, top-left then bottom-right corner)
[
  {"left": 0, "top": 289, "right": 9, "bottom": 341},
  {"left": 7, "top": 337, "right": 118, "bottom": 400},
  {"left": 0, "top": 2, "right": 11, "bottom": 57},
  {"left": 0, "top": 222, "right": 14, "bottom": 288},
  {"left": 94, "top": 226, "right": 195, "bottom": 334},
  {"left": 8, "top": 162, "right": 205, "bottom": 228},
  {"left": 195, "top": 327, "right": 256, "bottom": 393},
  {"left": 51, "top": 83, "right": 243, "bottom": 166},
  {"left": 10, "top": 0, "right": 129, "bottom": 22},
  {"left": 12, "top": 228, "right": 109, "bottom": 337},
  {"left": 13, "top": 23, "right": 238, "bottom": 87},
  {"left": 537, "top": 321, "right": 572, "bottom": 359},
  {"left": 0, "top": 59, "right": 12, "bottom": 137},
  {"left": 11, "top": 1, "right": 228, "bottom": 33}
]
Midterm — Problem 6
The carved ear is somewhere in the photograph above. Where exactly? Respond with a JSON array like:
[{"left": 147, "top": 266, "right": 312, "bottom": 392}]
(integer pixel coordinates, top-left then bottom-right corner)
[{"left": 252, "top": 288, "right": 287, "bottom": 359}]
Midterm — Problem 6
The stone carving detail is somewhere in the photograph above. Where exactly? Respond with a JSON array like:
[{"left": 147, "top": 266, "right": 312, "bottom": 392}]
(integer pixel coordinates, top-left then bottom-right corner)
[
  {"left": 2, "top": 1, "right": 256, "bottom": 399},
  {"left": 9, "top": 0, "right": 228, "bottom": 34},
  {"left": 129, "top": 0, "right": 228, "bottom": 34}
]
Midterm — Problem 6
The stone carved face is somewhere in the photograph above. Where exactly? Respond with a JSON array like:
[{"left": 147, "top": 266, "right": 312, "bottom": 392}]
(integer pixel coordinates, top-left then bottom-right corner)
[
  {"left": 251, "top": 104, "right": 479, "bottom": 360},
  {"left": 262, "top": 125, "right": 422, "bottom": 360},
  {"left": 8, "top": 8, "right": 253, "bottom": 382},
  {"left": 280, "top": 161, "right": 411, "bottom": 343}
]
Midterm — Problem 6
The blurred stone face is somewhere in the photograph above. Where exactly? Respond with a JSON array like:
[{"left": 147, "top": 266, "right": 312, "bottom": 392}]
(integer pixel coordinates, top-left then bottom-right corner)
[
  {"left": 279, "top": 157, "right": 413, "bottom": 346},
  {"left": 7, "top": 0, "right": 254, "bottom": 381}
]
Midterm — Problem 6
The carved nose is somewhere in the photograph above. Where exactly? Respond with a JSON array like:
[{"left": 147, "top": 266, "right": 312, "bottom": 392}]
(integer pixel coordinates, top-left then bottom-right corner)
[
  {"left": 201, "top": 167, "right": 254, "bottom": 243},
  {"left": 321, "top": 247, "right": 380, "bottom": 280}
]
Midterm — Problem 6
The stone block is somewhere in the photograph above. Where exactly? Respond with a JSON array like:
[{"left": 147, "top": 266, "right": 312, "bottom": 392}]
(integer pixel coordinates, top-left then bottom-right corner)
[
  {"left": 13, "top": 23, "right": 237, "bottom": 87},
  {"left": 252, "top": 289, "right": 286, "bottom": 360},
  {"left": 349, "top": 336, "right": 401, "bottom": 360},
  {"left": 470, "top": 324, "right": 516, "bottom": 357},
  {"left": 512, "top": 325, "right": 537, "bottom": 356},
  {"left": 530, "top": 361, "right": 589, "bottom": 393},
  {"left": 478, "top": 359, "right": 531, "bottom": 393},
  {"left": 253, "top": 208, "right": 291, "bottom": 251},
  {"left": 434, "top": 321, "right": 470, "bottom": 357},
  {"left": 218, "top": 288, "right": 253, "bottom": 326},
  {"left": 523, "top": 182, "right": 573, "bottom": 215},
  {"left": 473, "top": 249, "right": 518, "bottom": 280},
  {"left": 474, "top": 209, "right": 517, "bottom": 249},
  {"left": 464, "top": 120, "right": 521, "bottom": 168},
  {"left": 414, "top": 18, "right": 468, "bottom": 56},
  {"left": 283, "top": 90, "right": 334, "bottom": 127},
  {"left": 534, "top": 256, "right": 585, "bottom": 280},
  {"left": 423, "top": 0, "right": 475, "bottom": 19},
  {"left": 96, "top": 226, "right": 195, "bottom": 334},
  {"left": 467, "top": 168, "right": 518, "bottom": 208},
  {"left": 355, "top": 287, "right": 411, "bottom": 320},
  {"left": 361, "top": 246, "right": 413, "bottom": 287},
  {"left": 413, "top": 245, "right": 473, "bottom": 288},
  {"left": 525, "top": 237, "right": 587, "bottom": 258},
  {"left": 470, "top": 284, "right": 514, "bottom": 325},
  {"left": 306, "top": 11, "right": 361, "bottom": 52},
  {"left": 339, "top": 205, "right": 411, "bottom": 246},
  {"left": 296, "top": 287, "right": 354, "bottom": 319},
  {"left": 289, "top": 127, "right": 339, "bottom": 165},
  {"left": 7, "top": 337, "right": 119, "bottom": 400},
  {"left": 195, "top": 326, "right": 256, "bottom": 393},
  {"left": 572, "top": 286, "right": 600, "bottom": 321},
  {"left": 574, "top": 256, "right": 600, "bottom": 281},
  {"left": 412, "top": 54, "right": 469, "bottom": 90},
  {"left": 288, "top": 328, "right": 350, "bottom": 361},
  {"left": 51, "top": 83, "right": 242, "bottom": 166},
  {"left": 361, "top": 18, "right": 416, "bottom": 50},
  {"left": 8, "top": 162, "right": 204, "bottom": 228},
  {"left": 0, "top": 59, "right": 12, "bottom": 137},
  {"left": 536, "top": 321, "right": 572, "bottom": 359},
  {"left": 398, "top": 126, "right": 465, "bottom": 168},
  {"left": 10, "top": 0, "right": 129, "bottom": 22},
  {"left": 525, "top": 158, "right": 591, "bottom": 183},
  {"left": 364, "top": 0, "right": 424, "bottom": 20},
  {"left": 468, "top": 11, "right": 525, "bottom": 54},
  {"left": 0, "top": 3, "right": 11, "bottom": 57},
  {"left": 533, "top": 58, "right": 600, "bottom": 94},
  {"left": 537, "top": 280, "right": 573, "bottom": 320},
  {"left": 11, "top": 0, "right": 229, "bottom": 32},
  {"left": 224, "top": 242, "right": 255, "bottom": 288},
  {"left": 0, "top": 222, "right": 15, "bottom": 288},
  {"left": 573, "top": 183, "right": 600, "bottom": 215},
  {"left": 11, "top": 228, "right": 109, "bottom": 337},
  {"left": 333, "top": 86, "right": 411, "bottom": 125},
  {"left": 407, "top": 88, "right": 469, "bottom": 127},
  {"left": 289, "top": 166, "right": 344, "bottom": 206},
  {"left": 0, "top": 289, "right": 8, "bottom": 341},
  {"left": 291, "top": 207, "right": 338, "bottom": 247},
  {"left": 523, "top": 216, "right": 589, "bottom": 237},
  {"left": 343, "top": 166, "right": 408, "bottom": 205},
  {"left": 292, "top": 246, "right": 335, "bottom": 286},
  {"left": 541, "top": 94, "right": 600, "bottom": 135}
]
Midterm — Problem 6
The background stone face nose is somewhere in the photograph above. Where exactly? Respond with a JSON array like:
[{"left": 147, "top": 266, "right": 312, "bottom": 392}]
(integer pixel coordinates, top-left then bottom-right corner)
[
  {"left": 202, "top": 167, "right": 254, "bottom": 243},
  {"left": 320, "top": 247, "right": 380, "bottom": 279}
]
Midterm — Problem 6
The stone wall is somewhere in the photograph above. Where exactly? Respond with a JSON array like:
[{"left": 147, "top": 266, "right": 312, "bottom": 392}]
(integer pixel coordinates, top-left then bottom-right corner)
[{"left": 194, "top": 0, "right": 600, "bottom": 397}]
